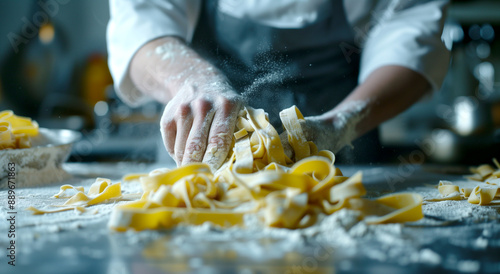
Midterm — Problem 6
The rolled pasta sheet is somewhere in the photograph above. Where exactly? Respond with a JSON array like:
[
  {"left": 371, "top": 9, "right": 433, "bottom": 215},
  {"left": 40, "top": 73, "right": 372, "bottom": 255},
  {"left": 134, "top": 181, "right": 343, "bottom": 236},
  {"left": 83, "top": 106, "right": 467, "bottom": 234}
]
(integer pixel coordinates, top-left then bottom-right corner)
[
  {"left": 466, "top": 159, "right": 500, "bottom": 181},
  {"left": 364, "top": 193, "right": 424, "bottom": 224},
  {"left": 328, "top": 172, "right": 365, "bottom": 203},
  {"left": 470, "top": 164, "right": 495, "bottom": 179},
  {"left": 438, "top": 180, "right": 460, "bottom": 197},
  {"left": 233, "top": 136, "right": 254, "bottom": 174},
  {"left": 263, "top": 188, "right": 309, "bottom": 228},
  {"left": 486, "top": 178, "right": 500, "bottom": 187},
  {"left": 0, "top": 110, "right": 39, "bottom": 150},
  {"left": 467, "top": 185, "right": 498, "bottom": 205},
  {"left": 151, "top": 185, "right": 182, "bottom": 207},
  {"left": 27, "top": 178, "right": 122, "bottom": 214},
  {"left": 140, "top": 163, "right": 211, "bottom": 193},
  {"left": 109, "top": 203, "right": 246, "bottom": 231},
  {"left": 460, "top": 187, "right": 474, "bottom": 198},
  {"left": 280, "top": 106, "right": 310, "bottom": 161}
]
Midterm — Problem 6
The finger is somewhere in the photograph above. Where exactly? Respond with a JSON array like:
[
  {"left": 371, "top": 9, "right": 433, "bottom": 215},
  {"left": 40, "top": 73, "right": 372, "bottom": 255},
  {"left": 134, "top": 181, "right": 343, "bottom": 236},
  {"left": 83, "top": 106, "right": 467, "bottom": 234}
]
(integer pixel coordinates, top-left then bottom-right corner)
[
  {"left": 173, "top": 104, "right": 193, "bottom": 166},
  {"left": 279, "top": 131, "right": 294, "bottom": 159},
  {"left": 181, "top": 99, "right": 215, "bottom": 165},
  {"left": 202, "top": 98, "right": 241, "bottom": 171},
  {"left": 160, "top": 114, "right": 176, "bottom": 159}
]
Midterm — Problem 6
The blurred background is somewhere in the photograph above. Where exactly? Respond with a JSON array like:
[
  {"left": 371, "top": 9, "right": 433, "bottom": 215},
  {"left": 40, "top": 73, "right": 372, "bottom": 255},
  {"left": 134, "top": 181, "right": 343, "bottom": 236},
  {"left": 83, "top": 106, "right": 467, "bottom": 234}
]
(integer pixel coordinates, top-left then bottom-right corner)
[{"left": 0, "top": 0, "right": 499, "bottom": 164}]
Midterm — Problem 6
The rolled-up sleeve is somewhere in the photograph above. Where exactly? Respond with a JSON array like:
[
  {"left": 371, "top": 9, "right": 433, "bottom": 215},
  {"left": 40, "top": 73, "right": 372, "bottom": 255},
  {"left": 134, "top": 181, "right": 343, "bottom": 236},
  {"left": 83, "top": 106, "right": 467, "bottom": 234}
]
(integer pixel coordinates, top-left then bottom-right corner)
[
  {"left": 359, "top": 0, "right": 450, "bottom": 91},
  {"left": 107, "top": 0, "right": 201, "bottom": 106}
]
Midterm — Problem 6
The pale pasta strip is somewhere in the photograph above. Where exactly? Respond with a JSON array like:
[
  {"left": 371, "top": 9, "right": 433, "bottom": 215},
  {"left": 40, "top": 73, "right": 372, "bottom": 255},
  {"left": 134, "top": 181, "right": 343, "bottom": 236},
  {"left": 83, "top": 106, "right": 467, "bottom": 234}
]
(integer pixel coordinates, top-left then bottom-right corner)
[
  {"left": 428, "top": 158, "right": 500, "bottom": 205},
  {"left": 26, "top": 178, "right": 122, "bottom": 214}
]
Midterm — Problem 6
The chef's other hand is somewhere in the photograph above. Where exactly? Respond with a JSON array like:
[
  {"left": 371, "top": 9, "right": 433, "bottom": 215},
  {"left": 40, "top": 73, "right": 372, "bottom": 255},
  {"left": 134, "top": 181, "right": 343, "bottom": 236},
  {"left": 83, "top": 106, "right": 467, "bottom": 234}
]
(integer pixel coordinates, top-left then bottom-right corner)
[
  {"left": 160, "top": 84, "right": 243, "bottom": 171},
  {"left": 278, "top": 118, "right": 349, "bottom": 159},
  {"left": 280, "top": 101, "right": 368, "bottom": 156}
]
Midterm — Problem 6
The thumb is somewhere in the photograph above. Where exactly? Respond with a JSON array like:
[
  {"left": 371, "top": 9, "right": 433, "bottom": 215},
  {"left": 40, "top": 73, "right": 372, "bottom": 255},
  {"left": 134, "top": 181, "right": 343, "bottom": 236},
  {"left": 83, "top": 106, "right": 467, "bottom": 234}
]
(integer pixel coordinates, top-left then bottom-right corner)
[{"left": 279, "top": 131, "right": 294, "bottom": 159}]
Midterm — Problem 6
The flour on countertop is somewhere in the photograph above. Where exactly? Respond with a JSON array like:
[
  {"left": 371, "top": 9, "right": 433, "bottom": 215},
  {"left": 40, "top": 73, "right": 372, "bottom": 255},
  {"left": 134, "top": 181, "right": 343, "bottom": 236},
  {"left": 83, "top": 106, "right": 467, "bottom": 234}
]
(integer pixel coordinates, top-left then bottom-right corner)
[{"left": 2, "top": 163, "right": 499, "bottom": 272}]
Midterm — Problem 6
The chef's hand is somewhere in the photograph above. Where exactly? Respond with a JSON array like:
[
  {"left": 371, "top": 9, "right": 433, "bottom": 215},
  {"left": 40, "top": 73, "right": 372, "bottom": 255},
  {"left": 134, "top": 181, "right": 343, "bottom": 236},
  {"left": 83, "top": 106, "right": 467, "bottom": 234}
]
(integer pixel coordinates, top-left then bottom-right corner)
[
  {"left": 279, "top": 117, "right": 352, "bottom": 158},
  {"left": 279, "top": 101, "right": 368, "bottom": 158},
  {"left": 298, "top": 116, "right": 354, "bottom": 153},
  {"left": 129, "top": 37, "right": 245, "bottom": 171},
  {"left": 160, "top": 84, "right": 243, "bottom": 171}
]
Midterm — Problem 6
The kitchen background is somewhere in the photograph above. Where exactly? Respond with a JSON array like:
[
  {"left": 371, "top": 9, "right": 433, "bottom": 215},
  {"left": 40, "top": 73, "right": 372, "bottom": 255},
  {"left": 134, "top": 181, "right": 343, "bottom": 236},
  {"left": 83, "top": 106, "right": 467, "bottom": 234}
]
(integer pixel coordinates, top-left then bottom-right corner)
[{"left": 0, "top": 0, "right": 499, "bottom": 164}]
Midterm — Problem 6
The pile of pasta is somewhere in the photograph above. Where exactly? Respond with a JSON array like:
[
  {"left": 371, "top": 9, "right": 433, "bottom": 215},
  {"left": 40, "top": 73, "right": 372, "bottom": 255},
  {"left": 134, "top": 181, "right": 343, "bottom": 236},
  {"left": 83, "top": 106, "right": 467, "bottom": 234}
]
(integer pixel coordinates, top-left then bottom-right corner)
[
  {"left": 28, "top": 106, "right": 424, "bottom": 231},
  {"left": 433, "top": 159, "right": 500, "bottom": 205},
  {"left": 0, "top": 110, "right": 39, "bottom": 150}
]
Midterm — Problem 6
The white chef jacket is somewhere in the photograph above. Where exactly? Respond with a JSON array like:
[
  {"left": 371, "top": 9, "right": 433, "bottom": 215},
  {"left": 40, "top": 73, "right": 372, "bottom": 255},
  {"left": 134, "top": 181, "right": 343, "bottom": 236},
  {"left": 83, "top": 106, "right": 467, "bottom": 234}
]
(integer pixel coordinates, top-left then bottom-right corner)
[{"left": 107, "top": 0, "right": 450, "bottom": 107}]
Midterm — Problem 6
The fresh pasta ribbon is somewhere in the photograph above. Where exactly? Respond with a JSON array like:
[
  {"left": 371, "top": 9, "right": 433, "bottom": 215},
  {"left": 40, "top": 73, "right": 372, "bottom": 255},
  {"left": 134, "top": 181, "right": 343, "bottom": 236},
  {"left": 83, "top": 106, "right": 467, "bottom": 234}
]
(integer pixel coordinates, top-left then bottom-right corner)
[
  {"left": 437, "top": 180, "right": 461, "bottom": 199},
  {"left": 467, "top": 186, "right": 498, "bottom": 205},
  {"left": 27, "top": 178, "right": 122, "bottom": 214},
  {"left": 438, "top": 181, "right": 459, "bottom": 195},
  {"left": 123, "top": 173, "right": 149, "bottom": 182},
  {"left": 28, "top": 105, "right": 425, "bottom": 231},
  {"left": 465, "top": 158, "right": 500, "bottom": 182},
  {"left": 26, "top": 206, "right": 87, "bottom": 215},
  {"left": 280, "top": 106, "right": 311, "bottom": 161},
  {"left": 0, "top": 110, "right": 39, "bottom": 150},
  {"left": 106, "top": 106, "right": 424, "bottom": 231},
  {"left": 428, "top": 158, "right": 500, "bottom": 205},
  {"left": 460, "top": 187, "right": 474, "bottom": 198},
  {"left": 363, "top": 193, "right": 424, "bottom": 224}
]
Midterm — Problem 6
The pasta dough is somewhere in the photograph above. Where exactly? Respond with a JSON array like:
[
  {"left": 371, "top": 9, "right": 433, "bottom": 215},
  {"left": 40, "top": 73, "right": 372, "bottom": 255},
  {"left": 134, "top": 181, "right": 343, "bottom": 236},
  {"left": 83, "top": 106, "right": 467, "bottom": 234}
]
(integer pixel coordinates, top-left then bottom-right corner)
[
  {"left": 28, "top": 106, "right": 425, "bottom": 231},
  {"left": 107, "top": 106, "right": 423, "bottom": 231},
  {"left": 0, "top": 110, "right": 39, "bottom": 150}
]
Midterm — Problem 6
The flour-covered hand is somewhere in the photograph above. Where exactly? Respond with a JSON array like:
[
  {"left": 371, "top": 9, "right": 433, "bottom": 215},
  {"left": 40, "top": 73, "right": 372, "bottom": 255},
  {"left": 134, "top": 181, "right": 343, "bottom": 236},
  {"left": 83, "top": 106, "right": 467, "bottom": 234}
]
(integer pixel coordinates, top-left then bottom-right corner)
[
  {"left": 160, "top": 83, "right": 243, "bottom": 171},
  {"left": 280, "top": 101, "right": 368, "bottom": 155}
]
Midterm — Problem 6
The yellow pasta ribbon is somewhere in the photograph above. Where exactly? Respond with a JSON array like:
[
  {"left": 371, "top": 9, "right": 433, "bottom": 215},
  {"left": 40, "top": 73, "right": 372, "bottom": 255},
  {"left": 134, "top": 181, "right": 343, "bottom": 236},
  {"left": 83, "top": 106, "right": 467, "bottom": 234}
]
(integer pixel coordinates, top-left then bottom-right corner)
[
  {"left": 280, "top": 106, "right": 311, "bottom": 161},
  {"left": 429, "top": 158, "right": 500, "bottom": 205},
  {"left": 28, "top": 105, "right": 425, "bottom": 231},
  {"left": 438, "top": 180, "right": 460, "bottom": 197},
  {"left": 0, "top": 110, "right": 39, "bottom": 150},
  {"left": 27, "top": 178, "right": 122, "bottom": 214},
  {"left": 105, "top": 106, "right": 424, "bottom": 231},
  {"left": 467, "top": 185, "right": 498, "bottom": 205}
]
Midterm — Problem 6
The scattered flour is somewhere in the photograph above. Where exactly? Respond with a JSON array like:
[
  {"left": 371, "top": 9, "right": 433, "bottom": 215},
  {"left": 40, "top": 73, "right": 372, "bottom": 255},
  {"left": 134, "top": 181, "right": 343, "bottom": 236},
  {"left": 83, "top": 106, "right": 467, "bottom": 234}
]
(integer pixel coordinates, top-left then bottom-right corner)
[{"left": 2, "top": 163, "right": 499, "bottom": 272}]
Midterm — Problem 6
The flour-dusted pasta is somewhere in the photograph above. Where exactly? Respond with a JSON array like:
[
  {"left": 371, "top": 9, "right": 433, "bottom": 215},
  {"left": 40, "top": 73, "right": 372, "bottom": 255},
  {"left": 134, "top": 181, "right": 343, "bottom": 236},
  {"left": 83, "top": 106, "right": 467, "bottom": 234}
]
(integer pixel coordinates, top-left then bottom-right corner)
[
  {"left": 0, "top": 110, "right": 39, "bottom": 150},
  {"left": 427, "top": 158, "right": 500, "bottom": 205},
  {"left": 107, "top": 106, "right": 423, "bottom": 231},
  {"left": 27, "top": 178, "right": 122, "bottom": 214},
  {"left": 28, "top": 106, "right": 425, "bottom": 231}
]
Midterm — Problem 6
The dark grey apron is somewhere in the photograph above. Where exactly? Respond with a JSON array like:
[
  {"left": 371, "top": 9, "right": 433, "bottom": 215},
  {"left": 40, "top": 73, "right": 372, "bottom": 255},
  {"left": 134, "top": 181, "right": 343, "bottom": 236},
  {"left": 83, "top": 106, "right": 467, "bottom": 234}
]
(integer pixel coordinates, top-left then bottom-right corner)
[{"left": 190, "top": 0, "right": 381, "bottom": 163}]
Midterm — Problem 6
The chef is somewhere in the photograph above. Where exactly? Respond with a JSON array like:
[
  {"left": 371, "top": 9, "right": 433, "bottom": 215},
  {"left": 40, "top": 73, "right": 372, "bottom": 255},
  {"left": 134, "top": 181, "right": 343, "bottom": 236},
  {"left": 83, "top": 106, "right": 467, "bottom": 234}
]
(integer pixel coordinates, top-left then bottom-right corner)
[{"left": 107, "top": 0, "right": 450, "bottom": 170}]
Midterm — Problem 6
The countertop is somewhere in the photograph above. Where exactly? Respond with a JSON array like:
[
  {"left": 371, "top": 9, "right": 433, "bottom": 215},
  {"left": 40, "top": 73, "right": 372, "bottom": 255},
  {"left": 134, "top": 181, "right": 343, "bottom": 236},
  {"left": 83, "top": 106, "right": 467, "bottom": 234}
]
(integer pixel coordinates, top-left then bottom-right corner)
[{"left": 1, "top": 162, "right": 499, "bottom": 274}]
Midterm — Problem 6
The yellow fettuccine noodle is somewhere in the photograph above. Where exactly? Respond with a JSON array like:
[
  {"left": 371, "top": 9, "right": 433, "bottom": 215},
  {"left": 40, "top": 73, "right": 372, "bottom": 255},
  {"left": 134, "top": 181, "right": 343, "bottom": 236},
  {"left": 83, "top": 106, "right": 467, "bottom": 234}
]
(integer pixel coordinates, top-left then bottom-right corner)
[
  {"left": 467, "top": 185, "right": 498, "bottom": 205},
  {"left": 26, "top": 178, "right": 122, "bottom": 214},
  {"left": 428, "top": 158, "right": 500, "bottom": 205},
  {"left": 0, "top": 110, "right": 39, "bottom": 150},
  {"left": 27, "top": 106, "right": 424, "bottom": 230}
]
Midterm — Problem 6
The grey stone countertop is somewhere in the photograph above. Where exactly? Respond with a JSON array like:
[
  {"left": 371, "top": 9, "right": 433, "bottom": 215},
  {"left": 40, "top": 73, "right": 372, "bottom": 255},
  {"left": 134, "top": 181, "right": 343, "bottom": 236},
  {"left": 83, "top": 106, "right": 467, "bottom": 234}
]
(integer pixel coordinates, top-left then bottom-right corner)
[{"left": 1, "top": 162, "right": 499, "bottom": 274}]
